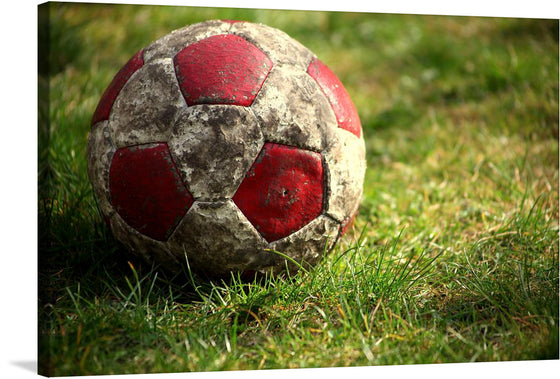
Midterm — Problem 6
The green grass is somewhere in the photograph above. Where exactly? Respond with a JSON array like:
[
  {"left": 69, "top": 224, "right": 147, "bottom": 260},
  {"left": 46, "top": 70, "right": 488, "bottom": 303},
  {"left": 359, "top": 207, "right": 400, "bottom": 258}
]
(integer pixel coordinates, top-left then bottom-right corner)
[{"left": 38, "top": 2, "right": 559, "bottom": 376}]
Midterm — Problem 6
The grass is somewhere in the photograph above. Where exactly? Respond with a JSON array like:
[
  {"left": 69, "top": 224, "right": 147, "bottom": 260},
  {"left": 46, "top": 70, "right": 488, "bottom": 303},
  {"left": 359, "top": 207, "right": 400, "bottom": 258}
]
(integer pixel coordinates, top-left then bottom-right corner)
[{"left": 38, "top": 2, "right": 559, "bottom": 376}]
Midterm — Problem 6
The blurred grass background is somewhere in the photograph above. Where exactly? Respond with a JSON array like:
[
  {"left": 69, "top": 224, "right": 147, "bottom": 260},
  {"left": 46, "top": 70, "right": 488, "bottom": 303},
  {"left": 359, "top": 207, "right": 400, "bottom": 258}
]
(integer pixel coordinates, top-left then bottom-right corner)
[{"left": 38, "top": 2, "right": 558, "bottom": 376}]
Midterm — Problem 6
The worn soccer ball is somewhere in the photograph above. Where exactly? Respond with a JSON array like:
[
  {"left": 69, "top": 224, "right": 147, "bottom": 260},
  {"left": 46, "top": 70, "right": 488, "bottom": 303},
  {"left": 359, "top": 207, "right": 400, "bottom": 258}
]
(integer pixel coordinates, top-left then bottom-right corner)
[{"left": 87, "top": 20, "right": 366, "bottom": 278}]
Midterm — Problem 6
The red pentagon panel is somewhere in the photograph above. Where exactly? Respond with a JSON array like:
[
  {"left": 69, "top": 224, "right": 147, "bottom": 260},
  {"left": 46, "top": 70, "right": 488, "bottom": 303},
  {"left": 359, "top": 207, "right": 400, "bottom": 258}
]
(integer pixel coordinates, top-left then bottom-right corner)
[
  {"left": 220, "top": 19, "right": 243, "bottom": 24},
  {"left": 91, "top": 49, "right": 145, "bottom": 125},
  {"left": 233, "top": 142, "right": 324, "bottom": 243},
  {"left": 109, "top": 143, "right": 194, "bottom": 241},
  {"left": 307, "top": 57, "right": 362, "bottom": 138},
  {"left": 173, "top": 34, "right": 273, "bottom": 106},
  {"left": 341, "top": 212, "right": 357, "bottom": 237}
]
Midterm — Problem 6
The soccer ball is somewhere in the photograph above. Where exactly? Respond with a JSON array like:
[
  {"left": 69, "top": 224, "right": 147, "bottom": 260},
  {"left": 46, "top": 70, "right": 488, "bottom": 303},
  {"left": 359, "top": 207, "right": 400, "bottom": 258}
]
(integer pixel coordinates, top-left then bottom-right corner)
[{"left": 87, "top": 20, "right": 366, "bottom": 278}]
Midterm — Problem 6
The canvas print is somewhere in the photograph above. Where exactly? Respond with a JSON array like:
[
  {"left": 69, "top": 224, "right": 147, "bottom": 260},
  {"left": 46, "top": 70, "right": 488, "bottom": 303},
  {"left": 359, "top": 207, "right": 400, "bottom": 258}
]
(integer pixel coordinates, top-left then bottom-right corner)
[{"left": 38, "top": 1, "right": 558, "bottom": 376}]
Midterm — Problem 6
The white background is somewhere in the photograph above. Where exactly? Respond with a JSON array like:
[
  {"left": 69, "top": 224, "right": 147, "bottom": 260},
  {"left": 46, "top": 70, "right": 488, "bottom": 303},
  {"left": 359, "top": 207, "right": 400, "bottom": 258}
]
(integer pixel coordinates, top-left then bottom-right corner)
[{"left": 1, "top": 1, "right": 558, "bottom": 378}]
